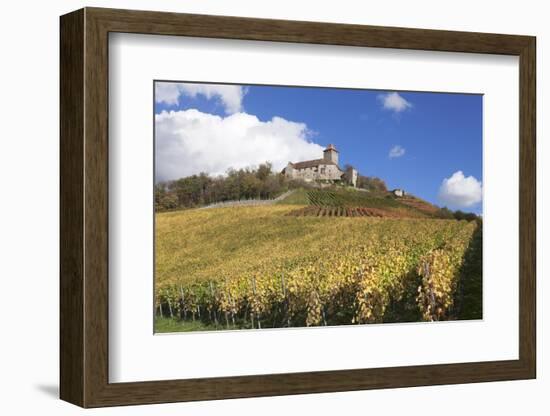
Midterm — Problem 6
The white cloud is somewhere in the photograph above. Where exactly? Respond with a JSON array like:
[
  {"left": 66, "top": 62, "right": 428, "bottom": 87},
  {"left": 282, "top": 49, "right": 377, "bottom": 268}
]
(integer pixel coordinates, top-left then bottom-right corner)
[
  {"left": 155, "top": 109, "right": 324, "bottom": 182},
  {"left": 378, "top": 92, "right": 413, "bottom": 113},
  {"left": 389, "top": 145, "right": 405, "bottom": 159},
  {"left": 155, "top": 82, "right": 246, "bottom": 114},
  {"left": 438, "top": 171, "right": 482, "bottom": 208},
  {"left": 155, "top": 83, "right": 181, "bottom": 106}
]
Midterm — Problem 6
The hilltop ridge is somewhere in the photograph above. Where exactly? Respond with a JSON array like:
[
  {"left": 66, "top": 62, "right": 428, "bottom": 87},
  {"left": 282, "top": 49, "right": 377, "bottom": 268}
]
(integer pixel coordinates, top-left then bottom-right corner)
[{"left": 277, "top": 186, "right": 441, "bottom": 218}]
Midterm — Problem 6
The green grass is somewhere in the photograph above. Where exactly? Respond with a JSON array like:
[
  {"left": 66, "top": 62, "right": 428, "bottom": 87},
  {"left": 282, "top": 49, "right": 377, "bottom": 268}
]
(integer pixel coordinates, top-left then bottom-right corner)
[
  {"left": 155, "top": 316, "right": 262, "bottom": 333},
  {"left": 155, "top": 316, "right": 224, "bottom": 333}
]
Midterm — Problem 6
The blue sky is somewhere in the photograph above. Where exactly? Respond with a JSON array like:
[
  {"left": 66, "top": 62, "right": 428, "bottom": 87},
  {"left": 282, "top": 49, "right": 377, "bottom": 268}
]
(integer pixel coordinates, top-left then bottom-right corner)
[{"left": 154, "top": 82, "right": 483, "bottom": 213}]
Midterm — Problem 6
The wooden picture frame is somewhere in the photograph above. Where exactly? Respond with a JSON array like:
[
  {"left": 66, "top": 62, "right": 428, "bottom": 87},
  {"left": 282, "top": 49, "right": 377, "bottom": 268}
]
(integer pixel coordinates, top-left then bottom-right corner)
[{"left": 60, "top": 7, "right": 536, "bottom": 408}]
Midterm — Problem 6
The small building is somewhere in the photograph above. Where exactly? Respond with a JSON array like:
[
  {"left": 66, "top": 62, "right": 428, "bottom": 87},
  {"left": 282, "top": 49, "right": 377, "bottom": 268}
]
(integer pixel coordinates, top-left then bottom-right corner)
[
  {"left": 391, "top": 188, "right": 406, "bottom": 197},
  {"left": 343, "top": 165, "right": 358, "bottom": 188},
  {"left": 282, "top": 144, "right": 357, "bottom": 187}
]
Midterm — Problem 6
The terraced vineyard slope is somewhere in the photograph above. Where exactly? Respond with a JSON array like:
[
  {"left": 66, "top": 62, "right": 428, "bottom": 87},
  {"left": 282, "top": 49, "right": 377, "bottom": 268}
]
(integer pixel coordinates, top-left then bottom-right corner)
[
  {"left": 155, "top": 203, "right": 481, "bottom": 332},
  {"left": 278, "top": 187, "right": 439, "bottom": 218}
]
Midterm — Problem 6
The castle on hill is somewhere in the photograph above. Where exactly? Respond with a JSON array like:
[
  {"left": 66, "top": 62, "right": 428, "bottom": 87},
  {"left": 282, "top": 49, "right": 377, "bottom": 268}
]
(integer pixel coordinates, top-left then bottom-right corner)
[{"left": 282, "top": 144, "right": 358, "bottom": 187}]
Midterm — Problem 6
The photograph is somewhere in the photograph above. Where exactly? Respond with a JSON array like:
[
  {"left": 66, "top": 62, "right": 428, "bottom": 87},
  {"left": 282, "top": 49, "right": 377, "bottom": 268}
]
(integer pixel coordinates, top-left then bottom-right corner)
[{"left": 153, "top": 80, "right": 483, "bottom": 333}]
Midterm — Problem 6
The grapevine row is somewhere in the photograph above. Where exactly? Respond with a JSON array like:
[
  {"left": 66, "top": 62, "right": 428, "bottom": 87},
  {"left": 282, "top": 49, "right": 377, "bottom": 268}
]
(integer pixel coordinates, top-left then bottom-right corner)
[
  {"left": 156, "top": 217, "right": 478, "bottom": 328},
  {"left": 287, "top": 205, "right": 410, "bottom": 218}
]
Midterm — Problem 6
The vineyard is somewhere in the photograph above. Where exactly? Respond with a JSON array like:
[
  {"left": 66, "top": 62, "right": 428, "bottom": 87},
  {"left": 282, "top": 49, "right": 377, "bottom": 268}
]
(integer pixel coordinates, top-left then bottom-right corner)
[
  {"left": 279, "top": 188, "right": 436, "bottom": 218},
  {"left": 305, "top": 189, "right": 401, "bottom": 208},
  {"left": 287, "top": 206, "right": 419, "bottom": 218},
  {"left": 155, "top": 204, "right": 482, "bottom": 332}
]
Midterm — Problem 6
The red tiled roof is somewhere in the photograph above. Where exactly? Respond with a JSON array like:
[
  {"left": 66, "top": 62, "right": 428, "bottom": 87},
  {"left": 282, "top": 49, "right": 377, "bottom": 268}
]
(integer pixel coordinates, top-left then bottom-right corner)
[{"left": 324, "top": 144, "right": 338, "bottom": 152}]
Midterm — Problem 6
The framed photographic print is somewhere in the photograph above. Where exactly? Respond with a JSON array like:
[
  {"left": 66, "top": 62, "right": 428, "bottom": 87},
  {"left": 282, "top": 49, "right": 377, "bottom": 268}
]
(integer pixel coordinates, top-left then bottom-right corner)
[{"left": 60, "top": 7, "right": 536, "bottom": 408}]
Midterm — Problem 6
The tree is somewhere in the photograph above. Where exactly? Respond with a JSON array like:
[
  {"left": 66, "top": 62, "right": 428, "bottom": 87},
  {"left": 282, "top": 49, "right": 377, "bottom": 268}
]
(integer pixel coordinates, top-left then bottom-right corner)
[
  {"left": 434, "top": 207, "right": 455, "bottom": 219},
  {"left": 155, "top": 163, "right": 291, "bottom": 210},
  {"left": 356, "top": 175, "right": 387, "bottom": 192},
  {"left": 255, "top": 162, "right": 272, "bottom": 181},
  {"left": 241, "top": 173, "right": 262, "bottom": 199},
  {"left": 453, "top": 210, "right": 479, "bottom": 221},
  {"left": 434, "top": 207, "right": 479, "bottom": 221},
  {"left": 155, "top": 183, "right": 179, "bottom": 211}
]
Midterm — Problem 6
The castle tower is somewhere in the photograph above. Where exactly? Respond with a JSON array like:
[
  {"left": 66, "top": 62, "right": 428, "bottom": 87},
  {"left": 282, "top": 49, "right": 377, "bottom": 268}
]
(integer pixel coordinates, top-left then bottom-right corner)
[
  {"left": 345, "top": 166, "right": 358, "bottom": 187},
  {"left": 323, "top": 144, "right": 339, "bottom": 165}
]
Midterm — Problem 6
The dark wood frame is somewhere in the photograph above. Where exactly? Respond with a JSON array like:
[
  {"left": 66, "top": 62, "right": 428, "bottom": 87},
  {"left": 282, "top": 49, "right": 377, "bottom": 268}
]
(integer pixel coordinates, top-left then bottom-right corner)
[{"left": 60, "top": 7, "right": 536, "bottom": 408}]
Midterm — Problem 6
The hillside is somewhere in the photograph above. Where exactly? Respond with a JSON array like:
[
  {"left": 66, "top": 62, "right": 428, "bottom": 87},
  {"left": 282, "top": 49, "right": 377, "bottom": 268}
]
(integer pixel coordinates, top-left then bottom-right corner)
[
  {"left": 277, "top": 186, "right": 440, "bottom": 218},
  {"left": 155, "top": 204, "right": 481, "bottom": 332}
]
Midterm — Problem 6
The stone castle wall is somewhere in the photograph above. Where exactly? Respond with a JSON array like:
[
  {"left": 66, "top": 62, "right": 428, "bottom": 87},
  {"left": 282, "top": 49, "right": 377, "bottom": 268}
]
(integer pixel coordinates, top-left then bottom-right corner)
[{"left": 286, "top": 163, "right": 343, "bottom": 182}]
